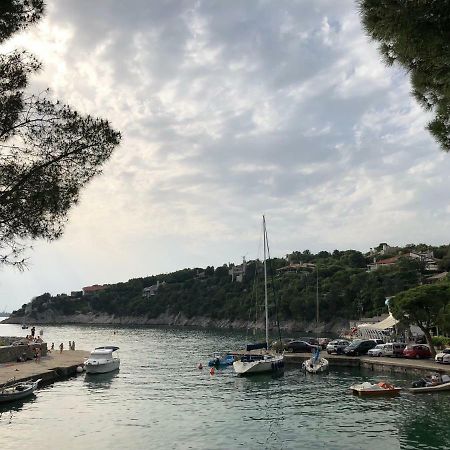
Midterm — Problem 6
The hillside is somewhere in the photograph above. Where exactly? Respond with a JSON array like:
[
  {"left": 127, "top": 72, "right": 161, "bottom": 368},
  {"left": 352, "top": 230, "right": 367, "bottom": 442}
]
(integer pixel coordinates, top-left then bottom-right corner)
[{"left": 4, "top": 244, "right": 450, "bottom": 331}]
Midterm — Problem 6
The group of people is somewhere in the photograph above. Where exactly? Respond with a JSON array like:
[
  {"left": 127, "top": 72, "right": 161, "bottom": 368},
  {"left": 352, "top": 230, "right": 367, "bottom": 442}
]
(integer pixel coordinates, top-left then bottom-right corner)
[{"left": 49, "top": 341, "right": 76, "bottom": 353}]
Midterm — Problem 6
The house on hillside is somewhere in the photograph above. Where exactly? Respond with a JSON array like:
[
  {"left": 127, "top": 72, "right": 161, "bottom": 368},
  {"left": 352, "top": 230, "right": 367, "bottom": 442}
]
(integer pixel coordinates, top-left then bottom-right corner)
[
  {"left": 82, "top": 284, "right": 110, "bottom": 296},
  {"left": 366, "top": 256, "right": 400, "bottom": 272},
  {"left": 367, "top": 250, "right": 440, "bottom": 272},
  {"left": 407, "top": 250, "right": 439, "bottom": 272},
  {"left": 277, "top": 262, "right": 316, "bottom": 274},
  {"left": 369, "top": 243, "right": 400, "bottom": 256},
  {"left": 229, "top": 257, "right": 247, "bottom": 282},
  {"left": 143, "top": 281, "right": 165, "bottom": 298}
]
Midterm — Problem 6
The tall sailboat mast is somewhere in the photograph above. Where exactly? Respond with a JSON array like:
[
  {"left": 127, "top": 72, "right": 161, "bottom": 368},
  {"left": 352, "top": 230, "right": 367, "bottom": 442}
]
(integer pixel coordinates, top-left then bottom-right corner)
[{"left": 263, "top": 215, "right": 269, "bottom": 348}]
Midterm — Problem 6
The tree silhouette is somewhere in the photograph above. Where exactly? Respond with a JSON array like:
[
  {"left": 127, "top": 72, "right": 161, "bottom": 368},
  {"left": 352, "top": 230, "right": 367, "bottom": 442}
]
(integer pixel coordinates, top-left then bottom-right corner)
[
  {"left": 359, "top": 0, "right": 450, "bottom": 151},
  {"left": 0, "top": 1, "right": 121, "bottom": 268}
]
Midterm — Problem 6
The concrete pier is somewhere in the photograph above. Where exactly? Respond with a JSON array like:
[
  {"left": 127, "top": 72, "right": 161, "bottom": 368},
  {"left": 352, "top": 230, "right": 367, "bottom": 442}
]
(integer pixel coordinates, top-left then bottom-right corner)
[
  {"left": 232, "top": 350, "right": 450, "bottom": 376},
  {"left": 0, "top": 350, "right": 89, "bottom": 386}
]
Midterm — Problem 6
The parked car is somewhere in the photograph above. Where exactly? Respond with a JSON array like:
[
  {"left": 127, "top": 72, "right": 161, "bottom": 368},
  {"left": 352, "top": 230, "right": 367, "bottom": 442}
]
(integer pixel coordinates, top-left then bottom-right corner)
[
  {"left": 382, "top": 342, "right": 406, "bottom": 358},
  {"left": 367, "top": 344, "right": 387, "bottom": 357},
  {"left": 297, "top": 337, "right": 319, "bottom": 346},
  {"left": 326, "top": 339, "right": 350, "bottom": 355},
  {"left": 285, "top": 340, "right": 319, "bottom": 353},
  {"left": 435, "top": 348, "right": 450, "bottom": 364},
  {"left": 403, "top": 344, "right": 431, "bottom": 359},
  {"left": 344, "top": 339, "right": 377, "bottom": 356}
]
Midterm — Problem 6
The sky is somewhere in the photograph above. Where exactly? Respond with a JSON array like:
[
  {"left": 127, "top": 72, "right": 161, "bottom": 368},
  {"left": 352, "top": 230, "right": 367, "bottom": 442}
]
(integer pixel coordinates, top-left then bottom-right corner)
[{"left": 1, "top": 0, "right": 450, "bottom": 311}]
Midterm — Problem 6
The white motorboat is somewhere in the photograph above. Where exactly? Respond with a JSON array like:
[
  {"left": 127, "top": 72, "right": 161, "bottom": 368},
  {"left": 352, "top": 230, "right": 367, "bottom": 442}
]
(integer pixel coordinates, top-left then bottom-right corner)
[
  {"left": 233, "top": 216, "right": 284, "bottom": 376},
  {"left": 302, "top": 349, "right": 329, "bottom": 374},
  {"left": 84, "top": 346, "right": 120, "bottom": 374}
]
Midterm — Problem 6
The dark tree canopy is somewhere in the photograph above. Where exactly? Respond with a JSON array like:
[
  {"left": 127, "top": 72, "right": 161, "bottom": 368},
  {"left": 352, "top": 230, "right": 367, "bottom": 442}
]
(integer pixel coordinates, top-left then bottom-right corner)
[
  {"left": 0, "top": 1, "right": 121, "bottom": 268},
  {"left": 390, "top": 283, "right": 450, "bottom": 356},
  {"left": 358, "top": 0, "right": 450, "bottom": 152}
]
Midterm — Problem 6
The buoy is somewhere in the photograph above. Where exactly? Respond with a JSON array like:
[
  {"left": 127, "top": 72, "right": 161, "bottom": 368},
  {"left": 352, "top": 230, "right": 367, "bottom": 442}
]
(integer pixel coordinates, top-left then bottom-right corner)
[
  {"left": 210, "top": 367, "right": 215, "bottom": 375},
  {"left": 76, "top": 366, "right": 83, "bottom": 373},
  {"left": 197, "top": 363, "right": 203, "bottom": 370}
]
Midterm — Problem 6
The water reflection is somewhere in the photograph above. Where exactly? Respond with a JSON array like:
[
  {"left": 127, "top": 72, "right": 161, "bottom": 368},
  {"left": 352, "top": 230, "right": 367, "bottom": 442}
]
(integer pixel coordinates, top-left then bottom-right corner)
[
  {"left": 84, "top": 370, "right": 119, "bottom": 391},
  {"left": 0, "top": 395, "right": 36, "bottom": 424}
]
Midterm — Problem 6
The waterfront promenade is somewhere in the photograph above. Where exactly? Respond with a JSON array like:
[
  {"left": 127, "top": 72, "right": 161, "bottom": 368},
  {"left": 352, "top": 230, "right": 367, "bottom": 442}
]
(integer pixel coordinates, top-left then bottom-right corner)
[
  {"left": 233, "top": 350, "right": 450, "bottom": 375},
  {"left": 0, "top": 350, "right": 89, "bottom": 386}
]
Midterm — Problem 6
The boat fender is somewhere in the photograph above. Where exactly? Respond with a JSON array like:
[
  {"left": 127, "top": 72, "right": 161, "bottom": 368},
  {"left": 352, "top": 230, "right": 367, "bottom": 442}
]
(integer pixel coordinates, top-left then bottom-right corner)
[
  {"left": 210, "top": 367, "right": 215, "bottom": 375},
  {"left": 76, "top": 366, "right": 84, "bottom": 373},
  {"left": 197, "top": 363, "right": 203, "bottom": 370}
]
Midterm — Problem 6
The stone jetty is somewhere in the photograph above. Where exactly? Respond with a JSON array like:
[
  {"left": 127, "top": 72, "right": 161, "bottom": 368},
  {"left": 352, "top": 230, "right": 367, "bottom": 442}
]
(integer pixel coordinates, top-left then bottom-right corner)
[{"left": 0, "top": 350, "right": 89, "bottom": 386}]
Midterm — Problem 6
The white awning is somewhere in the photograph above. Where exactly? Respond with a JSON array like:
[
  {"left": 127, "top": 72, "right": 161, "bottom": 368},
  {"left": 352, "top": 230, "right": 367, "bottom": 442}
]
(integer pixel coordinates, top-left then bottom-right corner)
[{"left": 358, "top": 314, "right": 398, "bottom": 330}]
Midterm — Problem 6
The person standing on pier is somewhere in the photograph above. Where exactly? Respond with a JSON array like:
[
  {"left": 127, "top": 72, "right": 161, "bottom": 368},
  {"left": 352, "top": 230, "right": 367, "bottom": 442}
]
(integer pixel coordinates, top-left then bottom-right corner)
[
  {"left": 31, "top": 326, "right": 35, "bottom": 338},
  {"left": 59, "top": 342, "right": 63, "bottom": 353}
]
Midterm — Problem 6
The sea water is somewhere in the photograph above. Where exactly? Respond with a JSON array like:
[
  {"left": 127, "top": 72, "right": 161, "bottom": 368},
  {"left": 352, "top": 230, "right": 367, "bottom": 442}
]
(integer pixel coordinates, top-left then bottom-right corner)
[{"left": 0, "top": 323, "right": 449, "bottom": 450}]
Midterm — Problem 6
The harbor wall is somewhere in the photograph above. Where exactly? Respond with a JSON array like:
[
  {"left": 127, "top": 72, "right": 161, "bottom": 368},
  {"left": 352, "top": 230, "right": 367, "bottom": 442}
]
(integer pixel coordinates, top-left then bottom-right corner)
[{"left": 0, "top": 342, "right": 48, "bottom": 364}]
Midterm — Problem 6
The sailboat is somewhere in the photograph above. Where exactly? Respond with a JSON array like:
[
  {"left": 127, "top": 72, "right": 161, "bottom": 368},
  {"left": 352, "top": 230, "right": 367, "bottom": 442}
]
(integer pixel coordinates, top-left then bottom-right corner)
[
  {"left": 233, "top": 216, "right": 284, "bottom": 376},
  {"left": 302, "top": 265, "right": 329, "bottom": 374}
]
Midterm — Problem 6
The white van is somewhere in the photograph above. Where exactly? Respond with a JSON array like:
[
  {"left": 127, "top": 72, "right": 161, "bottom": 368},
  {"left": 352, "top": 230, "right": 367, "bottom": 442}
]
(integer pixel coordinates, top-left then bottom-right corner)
[{"left": 383, "top": 342, "right": 406, "bottom": 357}]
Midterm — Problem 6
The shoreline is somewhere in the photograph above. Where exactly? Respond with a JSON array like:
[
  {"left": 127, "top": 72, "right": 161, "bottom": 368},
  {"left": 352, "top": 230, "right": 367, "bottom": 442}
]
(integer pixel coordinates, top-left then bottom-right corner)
[{"left": 0, "top": 350, "right": 89, "bottom": 386}]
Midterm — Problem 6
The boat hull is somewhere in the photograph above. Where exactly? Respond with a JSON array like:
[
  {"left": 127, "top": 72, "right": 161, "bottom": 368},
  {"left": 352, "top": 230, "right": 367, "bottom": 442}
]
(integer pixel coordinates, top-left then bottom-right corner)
[
  {"left": 85, "top": 359, "right": 120, "bottom": 374},
  {"left": 233, "top": 355, "right": 284, "bottom": 375},
  {"left": 409, "top": 381, "right": 450, "bottom": 394},
  {"left": 0, "top": 379, "right": 41, "bottom": 403},
  {"left": 350, "top": 382, "right": 401, "bottom": 397},
  {"left": 303, "top": 357, "right": 329, "bottom": 374}
]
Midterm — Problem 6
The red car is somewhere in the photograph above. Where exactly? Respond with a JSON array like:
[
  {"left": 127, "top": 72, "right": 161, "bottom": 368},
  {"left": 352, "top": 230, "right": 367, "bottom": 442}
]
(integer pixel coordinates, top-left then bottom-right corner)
[{"left": 403, "top": 344, "right": 431, "bottom": 359}]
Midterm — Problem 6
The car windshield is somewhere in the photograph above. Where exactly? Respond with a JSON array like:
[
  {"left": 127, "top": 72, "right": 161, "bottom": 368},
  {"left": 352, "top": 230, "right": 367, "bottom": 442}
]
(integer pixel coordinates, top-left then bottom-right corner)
[
  {"left": 375, "top": 345, "right": 384, "bottom": 349},
  {"left": 349, "top": 340, "right": 362, "bottom": 347},
  {"left": 443, "top": 349, "right": 450, "bottom": 354}
]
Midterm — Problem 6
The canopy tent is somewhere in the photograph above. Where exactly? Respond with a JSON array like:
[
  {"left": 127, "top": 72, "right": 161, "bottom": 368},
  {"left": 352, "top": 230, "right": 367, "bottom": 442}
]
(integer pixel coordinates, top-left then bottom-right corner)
[{"left": 357, "top": 314, "right": 399, "bottom": 340}]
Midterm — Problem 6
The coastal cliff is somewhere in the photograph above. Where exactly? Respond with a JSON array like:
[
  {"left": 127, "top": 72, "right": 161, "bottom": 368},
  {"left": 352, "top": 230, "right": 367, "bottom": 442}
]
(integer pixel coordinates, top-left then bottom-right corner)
[{"left": 1, "top": 310, "right": 348, "bottom": 334}]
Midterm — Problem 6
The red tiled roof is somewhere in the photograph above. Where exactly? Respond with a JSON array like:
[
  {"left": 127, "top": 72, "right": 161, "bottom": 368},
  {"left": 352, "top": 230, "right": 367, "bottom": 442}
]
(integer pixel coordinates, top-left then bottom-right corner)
[
  {"left": 376, "top": 256, "right": 399, "bottom": 265},
  {"left": 82, "top": 284, "right": 109, "bottom": 293}
]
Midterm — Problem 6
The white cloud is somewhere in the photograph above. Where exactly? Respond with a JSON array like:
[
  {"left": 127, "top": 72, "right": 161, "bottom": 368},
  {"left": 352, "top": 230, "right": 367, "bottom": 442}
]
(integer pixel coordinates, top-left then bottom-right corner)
[{"left": 1, "top": 0, "right": 450, "bottom": 309}]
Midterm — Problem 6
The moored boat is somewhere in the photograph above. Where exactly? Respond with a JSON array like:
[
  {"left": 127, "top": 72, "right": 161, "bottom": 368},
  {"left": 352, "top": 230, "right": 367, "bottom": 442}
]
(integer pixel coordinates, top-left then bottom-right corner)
[
  {"left": 208, "top": 352, "right": 235, "bottom": 367},
  {"left": 350, "top": 381, "right": 402, "bottom": 396},
  {"left": 85, "top": 346, "right": 120, "bottom": 374},
  {"left": 302, "top": 348, "right": 329, "bottom": 374},
  {"left": 0, "top": 378, "right": 41, "bottom": 403},
  {"left": 232, "top": 216, "right": 284, "bottom": 376},
  {"left": 409, "top": 373, "right": 450, "bottom": 393}
]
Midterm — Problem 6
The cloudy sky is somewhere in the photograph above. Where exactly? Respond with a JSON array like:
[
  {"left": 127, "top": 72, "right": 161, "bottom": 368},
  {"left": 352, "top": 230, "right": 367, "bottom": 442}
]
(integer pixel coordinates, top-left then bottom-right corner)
[{"left": 1, "top": 0, "right": 450, "bottom": 310}]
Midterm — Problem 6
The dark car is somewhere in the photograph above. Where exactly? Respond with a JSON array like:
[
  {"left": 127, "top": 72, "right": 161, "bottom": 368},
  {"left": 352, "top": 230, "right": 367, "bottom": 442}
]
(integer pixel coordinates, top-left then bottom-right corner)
[
  {"left": 343, "top": 339, "right": 377, "bottom": 356},
  {"left": 285, "top": 340, "right": 319, "bottom": 353},
  {"left": 403, "top": 344, "right": 431, "bottom": 359},
  {"left": 297, "top": 337, "right": 319, "bottom": 346}
]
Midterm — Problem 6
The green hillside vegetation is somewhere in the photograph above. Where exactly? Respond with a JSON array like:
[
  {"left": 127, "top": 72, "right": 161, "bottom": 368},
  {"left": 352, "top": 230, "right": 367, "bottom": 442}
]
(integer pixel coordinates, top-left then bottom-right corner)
[{"left": 11, "top": 244, "right": 450, "bottom": 325}]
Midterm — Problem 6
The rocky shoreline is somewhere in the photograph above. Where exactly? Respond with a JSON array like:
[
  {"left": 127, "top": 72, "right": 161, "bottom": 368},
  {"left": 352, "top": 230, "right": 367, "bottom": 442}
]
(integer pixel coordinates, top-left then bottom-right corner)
[{"left": 2, "top": 311, "right": 348, "bottom": 334}]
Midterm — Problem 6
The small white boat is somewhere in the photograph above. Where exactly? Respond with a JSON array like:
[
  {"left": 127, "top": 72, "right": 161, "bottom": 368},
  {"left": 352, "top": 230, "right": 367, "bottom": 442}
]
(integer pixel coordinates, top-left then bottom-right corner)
[
  {"left": 84, "top": 346, "right": 120, "bottom": 374},
  {"left": 409, "top": 381, "right": 450, "bottom": 393},
  {"left": 0, "top": 378, "right": 41, "bottom": 403},
  {"left": 350, "top": 381, "right": 402, "bottom": 397},
  {"left": 302, "top": 349, "right": 329, "bottom": 374}
]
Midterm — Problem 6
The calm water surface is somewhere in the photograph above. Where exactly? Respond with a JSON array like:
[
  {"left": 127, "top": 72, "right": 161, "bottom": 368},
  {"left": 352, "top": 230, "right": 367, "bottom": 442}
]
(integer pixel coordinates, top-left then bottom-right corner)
[{"left": 0, "top": 323, "right": 449, "bottom": 450}]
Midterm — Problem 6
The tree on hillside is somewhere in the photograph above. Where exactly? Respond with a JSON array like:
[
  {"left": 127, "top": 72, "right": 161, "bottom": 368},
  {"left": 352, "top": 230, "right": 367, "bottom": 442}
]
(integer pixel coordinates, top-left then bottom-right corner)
[
  {"left": 0, "top": 1, "right": 121, "bottom": 268},
  {"left": 390, "top": 283, "right": 450, "bottom": 357},
  {"left": 358, "top": 0, "right": 450, "bottom": 152}
]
